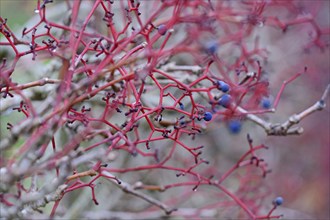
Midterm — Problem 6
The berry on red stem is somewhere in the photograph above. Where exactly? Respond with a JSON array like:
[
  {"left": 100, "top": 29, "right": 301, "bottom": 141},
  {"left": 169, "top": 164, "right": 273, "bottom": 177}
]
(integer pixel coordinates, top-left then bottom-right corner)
[
  {"left": 203, "top": 112, "right": 213, "bottom": 121},
  {"left": 219, "top": 94, "right": 232, "bottom": 108},
  {"left": 273, "top": 196, "right": 283, "bottom": 206},
  {"left": 157, "top": 24, "right": 167, "bottom": 35},
  {"left": 217, "top": 80, "right": 230, "bottom": 93}
]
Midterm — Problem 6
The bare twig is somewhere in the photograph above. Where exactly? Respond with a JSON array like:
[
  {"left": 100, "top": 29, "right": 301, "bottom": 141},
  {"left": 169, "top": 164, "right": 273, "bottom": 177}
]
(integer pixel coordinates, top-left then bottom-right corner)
[
  {"left": 103, "top": 171, "right": 177, "bottom": 215},
  {"left": 196, "top": 80, "right": 329, "bottom": 136},
  {"left": 160, "top": 62, "right": 203, "bottom": 74},
  {"left": 238, "top": 84, "right": 330, "bottom": 135},
  {"left": 66, "top": 169, "right": 98, "bottom": 181},
  {"left": 1, "top": 161, "right": 71, "bottom": 219},
  {"left": 2, "top": 78, "right": 61, "bottom": 92},
  {"left": 84, "top": 208, "right": 219, "bottom": 219},
  {"left": 20, "top": 184, "right": 68, "bottom": 217}
]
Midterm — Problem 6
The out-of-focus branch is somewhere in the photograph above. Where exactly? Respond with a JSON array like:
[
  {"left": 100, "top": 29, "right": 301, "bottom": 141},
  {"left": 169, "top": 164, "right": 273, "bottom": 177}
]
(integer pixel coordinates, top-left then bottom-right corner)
[
  {"left": 103, "top": 171, "right": 177, "bottom": 215},
  {"left": 2, "top": 78, "right": 61, "bottom": 92},
  {"left": 83, "top": 208, "right": 219, "bottom": 219},
  {"left": 20, "top": 184, "right": 68, "bottom": 217},
  {"left": 0, "top": 143, "right": 107, "bottom": 218},
  {"left": 238, "top": 84, "right": 330, "bottom": 135},
  {"left": 152, "top": 63, "right": 330, "bottom": 136},
  {"left": 66, "top": 169, "right": 97, "bottom": 181},
  {"left": 160, "top": 62, "right": 203, "bottom": 74},
  {"left": 0, "top": 161, "right": 71, "bottom": 219}
]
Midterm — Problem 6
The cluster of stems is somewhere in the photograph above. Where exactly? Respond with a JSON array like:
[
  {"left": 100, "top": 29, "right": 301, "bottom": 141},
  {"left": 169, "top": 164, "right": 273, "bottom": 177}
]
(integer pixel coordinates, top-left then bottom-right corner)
[{"left": 0, "top": 0, "right": 329, "bottom": 219}]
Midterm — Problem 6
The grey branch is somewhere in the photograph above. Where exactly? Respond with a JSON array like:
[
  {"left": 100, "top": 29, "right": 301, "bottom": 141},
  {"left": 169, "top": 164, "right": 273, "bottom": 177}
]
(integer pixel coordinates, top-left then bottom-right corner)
[
  {"left": 0, "top": 161, "right": 71, "bottom": 219},
  {"left": 238, "top": 84, "right": 330, "bottom": 136},
  {"left": 160, "top": 62, "right": 203, "bottom": 74},
  {"left": 20, "top": 184, "right": 68, "bottom": 217},
  {"left": 83, "top": 208, "right": 218, "bottom": 219},
  {"left": 103, "top": 171, "right": 177, "bottom": 215}
]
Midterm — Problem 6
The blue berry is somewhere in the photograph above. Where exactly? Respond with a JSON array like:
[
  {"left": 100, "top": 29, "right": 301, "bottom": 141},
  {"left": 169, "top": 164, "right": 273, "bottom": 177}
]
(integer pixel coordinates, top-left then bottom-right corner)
[
  {"left": 179, "top": 102, "right": 185, "bottom": 110},
  {"left": 274, "top": 197, "right": 283, "bottom": 206},
  {"left": 203, "top": 112, "right": 213, "bottom": 121},
  {"left": 217, "top": 81, "right": 230, "bottom": 93},
  {"left": 219, "top": 94, "right": 231, "bottom": 108},
  {"left": 179, "top": 119, "right": 186, "bottom": 126},
  {"left": 261, "top": 97, "right": 271, "bottom": 109},
  {"left": 228, "top": 120, "right": 241, "bottom": 134},
  {"left": 157, "top": 24, "right": 167, "bottom": 35},
  {"left": 205, "top": 40, "right": 218, "bottom": 54}
]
